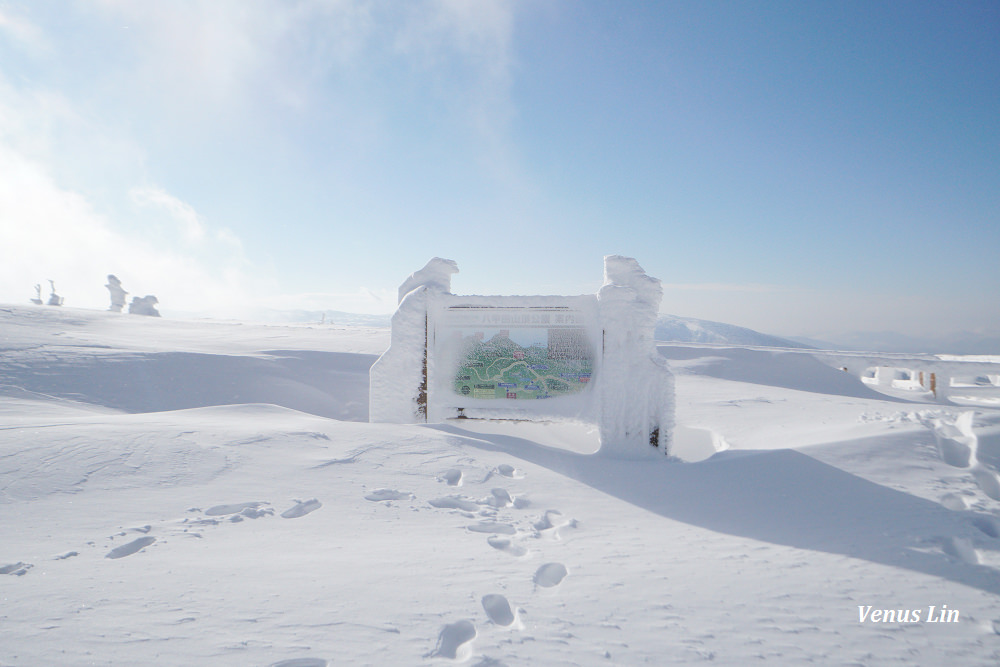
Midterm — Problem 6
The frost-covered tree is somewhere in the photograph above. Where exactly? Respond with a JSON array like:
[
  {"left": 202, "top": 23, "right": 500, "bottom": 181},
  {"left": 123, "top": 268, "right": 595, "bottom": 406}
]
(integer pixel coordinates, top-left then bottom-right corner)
[
  {"left": 46, "top": 280, "right": 64, "bottom": 306},
  {"left": 128, "top": 295, "right": 160, "bottom": 317},
  {"left": 105, "top": 275, "right": 128, "bottom": 313}
]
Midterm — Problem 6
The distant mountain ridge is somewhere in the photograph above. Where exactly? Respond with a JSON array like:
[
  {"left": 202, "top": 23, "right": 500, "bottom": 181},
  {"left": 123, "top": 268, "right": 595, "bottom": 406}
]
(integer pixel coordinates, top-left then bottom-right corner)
[
  {"left": 796, "top": 330, "right": 1000, "bottom": 356},
  {"left": 249, "top": 309, "right": 810, "bottom": 350},
  {"left": 654, "top": 314, "right": 812, "bottom": 349}
]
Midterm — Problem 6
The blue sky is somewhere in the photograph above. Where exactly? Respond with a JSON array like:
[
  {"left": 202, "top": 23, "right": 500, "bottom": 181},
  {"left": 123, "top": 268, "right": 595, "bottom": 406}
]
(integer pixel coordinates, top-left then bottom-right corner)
[{"left": 1, "top": 1, "right": 997, "bottom": 339}]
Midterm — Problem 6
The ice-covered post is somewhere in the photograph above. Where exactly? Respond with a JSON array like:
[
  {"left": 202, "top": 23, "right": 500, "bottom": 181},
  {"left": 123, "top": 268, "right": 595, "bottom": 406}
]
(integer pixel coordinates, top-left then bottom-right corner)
[
  {"left": 597, "top": 255, "right": 674, "bottom": 457},
  {"left": 369, "top": 258, "right": 459, "bottom": 423}
]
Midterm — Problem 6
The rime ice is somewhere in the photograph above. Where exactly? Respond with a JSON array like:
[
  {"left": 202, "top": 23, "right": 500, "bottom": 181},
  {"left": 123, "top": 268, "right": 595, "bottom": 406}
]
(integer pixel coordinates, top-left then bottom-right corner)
[{"left": 370, "top": 255, "right": 675, "bottom": 457}]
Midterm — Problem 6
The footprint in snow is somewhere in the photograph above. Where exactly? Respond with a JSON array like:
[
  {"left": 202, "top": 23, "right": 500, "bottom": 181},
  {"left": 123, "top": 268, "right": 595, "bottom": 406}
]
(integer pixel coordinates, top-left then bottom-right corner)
[
  {"left": 429, "top": 496, "right": 482, "bottom": 512},
  {"left": 240, "top": 506, "right": 273, "bottom": 519},
  {"left": 533, "top": 562, "right": 568, "bottom": 588},
  {"left": 533, "top": 510, "right": 576, "bottom": 539},
  {"left": 205, "top": 502, "right": 268, "bottom": 516},
  {"left": 440, "top": 469, "right": 463, "bottom": 486},
  {"left": 428, "top": 620, "right": 477, "bottom": 660},
  {"left": 487, "top": 536, "right": 528, "bottom": 558},
  {"left": 364, "top": 489, "right": 413, "bottom": 502},
  {"left": 467, "top": 521, "right": 517, "bottom": 535},
  {"left": 494, "top": 464, "right": 522, "bottom": 479},
  {"left": 281, "top": 498, "right": 322, "bottom": 519},
  {"left": 106, "top": 536, "right": 157, "bottom": 560},
  {"left": 0, "top": 562, "right": 33, "bottom": 576},
  {"left": 481, "top": 594, "right": 517, "bottom": 627},
  {"left": 489, "top": 488, "right": 513, "bottom": 508}
]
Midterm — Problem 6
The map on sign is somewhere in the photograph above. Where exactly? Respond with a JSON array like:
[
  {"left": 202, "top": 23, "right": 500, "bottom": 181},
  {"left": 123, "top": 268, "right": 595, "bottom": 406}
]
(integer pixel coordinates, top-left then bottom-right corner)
[{"left": 451, "top": 327, "right": 593, "bottom": 400}]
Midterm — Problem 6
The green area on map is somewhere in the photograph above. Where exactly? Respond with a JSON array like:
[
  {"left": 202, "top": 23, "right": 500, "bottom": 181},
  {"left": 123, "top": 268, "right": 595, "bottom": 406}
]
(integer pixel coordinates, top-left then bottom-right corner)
[{"left": 452, "top": 328, "right": 593, "bottom": 400}]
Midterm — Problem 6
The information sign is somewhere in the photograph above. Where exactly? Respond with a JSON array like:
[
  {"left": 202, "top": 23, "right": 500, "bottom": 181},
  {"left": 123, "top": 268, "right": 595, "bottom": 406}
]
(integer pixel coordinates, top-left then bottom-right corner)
[{"left": 433, "top": 303, "right": 596, "bottom": 405}]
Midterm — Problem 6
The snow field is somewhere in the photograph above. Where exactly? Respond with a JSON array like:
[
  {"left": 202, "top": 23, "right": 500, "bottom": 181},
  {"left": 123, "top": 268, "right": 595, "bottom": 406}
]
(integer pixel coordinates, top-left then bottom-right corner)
[{"left": 3, "top": 304, "right": 1000, "bottom": 664}]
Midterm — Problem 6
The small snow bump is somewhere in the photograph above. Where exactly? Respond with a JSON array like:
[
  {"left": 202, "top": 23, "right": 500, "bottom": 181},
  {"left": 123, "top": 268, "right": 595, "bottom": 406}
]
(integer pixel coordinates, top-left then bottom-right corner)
[
  {"left": 940, "top": 493, "right": 970, "bottom": 511},
  {"left": 941, "top": 536, "right": 979, "bottom": 565}
]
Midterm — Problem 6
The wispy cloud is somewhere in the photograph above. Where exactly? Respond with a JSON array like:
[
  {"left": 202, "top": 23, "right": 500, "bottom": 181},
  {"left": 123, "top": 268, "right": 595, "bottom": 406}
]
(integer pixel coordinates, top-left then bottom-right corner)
[
  {"left": 0, "top": 145, "right": 259, "bottom": 313},
  {"left": 0, "top": 7, "right": 49, "bottom": 54},
  {"left": 130, "top": 186, "right": 206, "bottom": 243},
  {"left": 90, "top": 1, "right": 520, "bottom": 163},
  {"left": 393, "top": 0, "right": 519, "bottom": 177},
  {"left": 1, "top": 2, "right": 527, "bottom": 315}
]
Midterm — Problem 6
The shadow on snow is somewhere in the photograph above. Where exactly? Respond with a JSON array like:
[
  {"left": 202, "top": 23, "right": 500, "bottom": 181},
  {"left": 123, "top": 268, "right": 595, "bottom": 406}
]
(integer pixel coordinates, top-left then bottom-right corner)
[{"left": 430, "top": 423, "right": 1000, "bottom": 598}]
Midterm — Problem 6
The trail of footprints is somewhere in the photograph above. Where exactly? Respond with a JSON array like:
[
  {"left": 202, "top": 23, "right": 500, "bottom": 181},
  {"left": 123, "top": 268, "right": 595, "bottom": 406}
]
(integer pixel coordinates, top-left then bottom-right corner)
[
  {"left": 924, "top": 408, "right": 1000, "bottom": 637},
  {"left": 927, "top": 413, "right": 1000, "bottom": 548},
  {"left": 8, "top": 493, "right": 330, "bottom": 667},
  {"left": 1, "top": 497, "right": 324, "bottom": 578},
  {"left": 366, "top": 463, "right": 575, "bottom": 662}
]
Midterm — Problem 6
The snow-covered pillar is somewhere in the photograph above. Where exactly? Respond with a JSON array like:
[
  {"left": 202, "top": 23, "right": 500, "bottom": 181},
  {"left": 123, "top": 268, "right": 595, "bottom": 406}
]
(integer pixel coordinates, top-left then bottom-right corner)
[
  {"left": 597, "top": 256, "right": 674, "bottom": 457},
  {"left": 370, "top": 258, "right": 459, "bottom": 423}
]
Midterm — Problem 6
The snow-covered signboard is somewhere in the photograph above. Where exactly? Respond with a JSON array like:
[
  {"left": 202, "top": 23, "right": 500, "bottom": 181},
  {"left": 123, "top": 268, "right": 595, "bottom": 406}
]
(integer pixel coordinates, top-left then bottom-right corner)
[
  {"left": 428, "top": 297, "right": 600, "bottom": 416},
  {"left": 370, "top": 256, "right": 674, "bottom": 458}
]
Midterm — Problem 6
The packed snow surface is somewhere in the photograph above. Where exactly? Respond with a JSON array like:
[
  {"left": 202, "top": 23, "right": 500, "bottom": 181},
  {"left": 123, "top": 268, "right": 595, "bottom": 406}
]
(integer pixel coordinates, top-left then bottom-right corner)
[{"left": 3, "top": 304, "right": 1000, "bottom": 665}]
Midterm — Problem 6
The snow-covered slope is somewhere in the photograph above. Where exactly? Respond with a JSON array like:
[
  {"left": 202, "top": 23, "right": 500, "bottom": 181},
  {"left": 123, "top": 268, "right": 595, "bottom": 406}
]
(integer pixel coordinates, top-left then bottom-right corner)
[
  {"left": 655, "top": 313, "right": 811, "bottom": 349},
  {"left": 3, "top": 304, "right": 1000, "bottom": 666}
]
